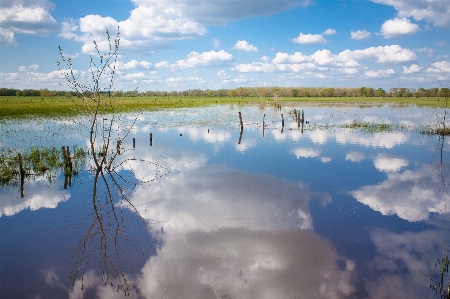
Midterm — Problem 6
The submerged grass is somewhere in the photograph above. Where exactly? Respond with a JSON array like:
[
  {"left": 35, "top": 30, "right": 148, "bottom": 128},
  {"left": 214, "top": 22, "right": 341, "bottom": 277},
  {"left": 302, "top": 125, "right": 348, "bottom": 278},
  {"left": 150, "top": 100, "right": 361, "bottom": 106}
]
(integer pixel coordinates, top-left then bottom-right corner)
[
  {"left": 1, "top": 96, "right": 448, "bottom": 118},
  {"left": 0, "top": 145, "right": 87, "bottom": 183},
  {"left": 340, "top": 121, "right": 400, "bottom": 133}
]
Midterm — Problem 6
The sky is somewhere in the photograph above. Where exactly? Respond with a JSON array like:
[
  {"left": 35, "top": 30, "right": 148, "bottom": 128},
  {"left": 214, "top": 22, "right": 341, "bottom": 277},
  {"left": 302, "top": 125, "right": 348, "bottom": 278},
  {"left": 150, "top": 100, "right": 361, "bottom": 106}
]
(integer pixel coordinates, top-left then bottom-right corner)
[{"left": 0, "top": 0, "right": 449, "bottom": 92}]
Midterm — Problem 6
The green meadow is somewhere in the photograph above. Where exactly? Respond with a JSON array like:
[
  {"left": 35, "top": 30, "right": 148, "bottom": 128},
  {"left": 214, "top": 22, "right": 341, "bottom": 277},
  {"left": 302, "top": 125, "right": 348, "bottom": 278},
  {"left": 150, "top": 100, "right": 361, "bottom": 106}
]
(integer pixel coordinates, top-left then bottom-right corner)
[{"left": 1, "top": 95, "right": 447, "bottom": 118}]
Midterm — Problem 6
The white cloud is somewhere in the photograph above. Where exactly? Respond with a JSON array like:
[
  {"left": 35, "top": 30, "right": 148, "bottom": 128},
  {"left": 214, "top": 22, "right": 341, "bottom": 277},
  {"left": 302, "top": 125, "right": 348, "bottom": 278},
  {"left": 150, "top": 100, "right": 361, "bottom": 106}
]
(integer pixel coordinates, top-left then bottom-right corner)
[
  {"left": 371, "top": 0, "right": 450, "bottom": 29},
  {"left": 0, "top": 30, "right": 16, "bottom": 46},
  {"left": 234, "top": 45, "right": 416, "bottom": 75},
  {"left": 62, "top": 4, "right": 207, "bottom": 53},
  {"left": 350, "top": 29, "right": 372, "bottom": 40},
  {"left": 116, "top": 60, "right": 152, "bottom": 70},
  {"left": 415, "top": 47, "right": 435, "bottom": 58},
  {"left": 291, "top": 33, "right": 327, "bottom": 44},
  {"left": 212, "top": 38, "right": 220, "bottom": 48},
  {"left": 436, "top": 40, "right": 446, "bottom": 46},
  {"left": 403, "top": 64, "right": 421, "bottom": 74},
  {"left": 345, "top": 152, "right": 365, "bottom": 162},
  {"left": 426, "top": 61, "right": 450, "bottom": 73},
  {"left": 137, "top": 228, "right": 355, "bottom": 299},
  {"left": 123, "top": 72, "right": 145, "bottom": 79},
  {"left": 0, "top": 175, "right": 70, "bottom": 216},
  {"left": 322, "top": 28, "right": 336, "bottom": 35},
  {"left": 173, "top": 50, "right": 234, "bottom": 69},
  {"left": 18, "top": 64, "right": 40, "bottom": 72},
  {"left": 340, "top": 45, "right": 416, "bottom": 63},
  {"left": 373, "top": 154, "right": 409, "bottom": 173},
  {"left": 165, "top": 76, "right": 206, "bottom": 86},
  {"left": 232, "top": 74, "right": 254, "bottom": 84},
  {"left": 380, "top": 17, "right": 420, "bottom": 38},
  {"left": 62, "top": 0, "right": 314, "bottom": 52},
  {"left": 291, "top": 148, "right": 321, "bottom": 159},
  {"left": 365, "top": 69, "right": 396, "bottom": 78},
  {"left": 233, "top": 40, "right": 258, "bottom": 52},
  {"left": 0, "top": 0, "right": 58, "bottom": 45},
  {"left": 216, "top": 70, "right": 229, "bottom": 79},
  {"left": 351, "top": 164, "right": 450, "bottom": 221},
  {"left": 155, "top": 61, "right": 170, "bottom": 69}
]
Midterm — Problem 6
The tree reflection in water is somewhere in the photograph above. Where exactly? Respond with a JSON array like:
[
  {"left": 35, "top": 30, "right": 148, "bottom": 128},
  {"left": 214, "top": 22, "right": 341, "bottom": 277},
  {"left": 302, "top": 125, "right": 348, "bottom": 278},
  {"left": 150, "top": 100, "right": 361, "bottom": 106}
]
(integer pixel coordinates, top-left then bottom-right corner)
[{"left": 57, "top": 28, "right": 171, "bottom": 296}]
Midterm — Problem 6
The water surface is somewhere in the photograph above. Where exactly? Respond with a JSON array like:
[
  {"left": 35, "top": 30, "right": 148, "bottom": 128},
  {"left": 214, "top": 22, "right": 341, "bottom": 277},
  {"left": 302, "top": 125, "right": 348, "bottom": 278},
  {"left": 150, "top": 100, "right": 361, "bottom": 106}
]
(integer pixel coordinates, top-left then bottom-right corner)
[{"left": 1, "top": 104, "right": 449, "bottom": 298}]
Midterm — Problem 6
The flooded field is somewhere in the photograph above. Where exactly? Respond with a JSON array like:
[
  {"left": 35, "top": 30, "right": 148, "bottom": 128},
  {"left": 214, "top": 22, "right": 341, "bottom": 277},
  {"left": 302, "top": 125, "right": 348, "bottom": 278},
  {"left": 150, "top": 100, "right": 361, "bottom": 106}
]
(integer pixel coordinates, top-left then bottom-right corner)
[{"left": 1, "top": 104, "right": 449, "bottom": 299}]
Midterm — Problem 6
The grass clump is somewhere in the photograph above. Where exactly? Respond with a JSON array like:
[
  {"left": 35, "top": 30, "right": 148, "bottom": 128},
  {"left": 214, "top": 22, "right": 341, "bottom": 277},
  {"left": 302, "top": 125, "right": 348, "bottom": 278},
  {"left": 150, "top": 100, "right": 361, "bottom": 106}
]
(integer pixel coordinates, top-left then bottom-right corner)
[
  {"left": 340, "top": 121, "right": 398, "bottom": 133},
  {"left": 0, "top": 145, "right": 87, "bottom": 183}
]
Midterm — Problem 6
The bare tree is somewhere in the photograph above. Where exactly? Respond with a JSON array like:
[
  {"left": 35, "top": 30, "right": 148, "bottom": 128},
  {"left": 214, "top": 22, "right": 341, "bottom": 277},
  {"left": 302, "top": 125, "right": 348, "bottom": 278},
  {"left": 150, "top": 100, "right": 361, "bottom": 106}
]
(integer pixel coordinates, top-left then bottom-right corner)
[{"left": 58, "top": 27, "right": 170, "bottom": 296}]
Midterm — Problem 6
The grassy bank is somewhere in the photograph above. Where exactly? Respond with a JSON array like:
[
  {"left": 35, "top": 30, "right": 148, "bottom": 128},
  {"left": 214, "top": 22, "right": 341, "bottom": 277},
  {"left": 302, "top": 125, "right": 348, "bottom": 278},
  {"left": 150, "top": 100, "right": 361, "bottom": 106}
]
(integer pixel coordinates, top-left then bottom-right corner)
[{"left": 0, "top": 95, "right": 447, "bottom": 118}]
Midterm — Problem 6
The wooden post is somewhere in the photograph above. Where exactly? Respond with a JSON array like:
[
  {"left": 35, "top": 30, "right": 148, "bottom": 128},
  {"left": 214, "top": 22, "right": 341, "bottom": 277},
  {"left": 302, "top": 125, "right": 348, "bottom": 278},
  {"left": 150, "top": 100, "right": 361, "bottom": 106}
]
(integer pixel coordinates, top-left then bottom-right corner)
[
  {"left": 18, "top": 153, "right": 25, "bottom": 198},
  {"left": 133, "top": 138, "right": 136, "bottom": 149},
  {"left": 238, "top": 112, "right": 243, "bottom": 131},
  {"left": 297, "top": 112, "right": 301, "bottom": 128},
  {"left": 262, "top": 114, "right": 265, "bottom": 138},
  {"left": 66, "top": 146, "right": 73, "bottom": 174},
  {"left": 61, "top": 146, "right": 68, "bottom": 170},
  {"left": 281, "top": 113, "right": 284, "bottom": 128},
  {"left": 302, "top": 110, "right": 305, "bottom": 125},
  {"left": 150, "top": 133, "right": 153, "bottom": 146}
]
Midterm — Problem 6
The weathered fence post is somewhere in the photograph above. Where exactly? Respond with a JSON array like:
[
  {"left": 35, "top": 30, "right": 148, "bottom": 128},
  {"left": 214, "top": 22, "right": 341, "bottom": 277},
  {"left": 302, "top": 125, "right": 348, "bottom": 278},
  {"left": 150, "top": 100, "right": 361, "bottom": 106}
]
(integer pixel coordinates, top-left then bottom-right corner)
[
  {"left": 238, "top": 112, "right": 243, "bottom": 131},
  {"left": 150, "top": 133, "right": 153, "bottom": 146},
  {"left": 281, "top": 113, "right": 284, "bottom": 128},
  {"left": 262, "top": 114, "right": 265, "bottom": 137},
  {"left": 66, "top": 146, "right": 73, "bottom": 174},
  {"left": 18, "top": 153, "right": 25, "bottom": 198},
  {"left": 133, "top": 138, "right": 136, "bottom": 149}
]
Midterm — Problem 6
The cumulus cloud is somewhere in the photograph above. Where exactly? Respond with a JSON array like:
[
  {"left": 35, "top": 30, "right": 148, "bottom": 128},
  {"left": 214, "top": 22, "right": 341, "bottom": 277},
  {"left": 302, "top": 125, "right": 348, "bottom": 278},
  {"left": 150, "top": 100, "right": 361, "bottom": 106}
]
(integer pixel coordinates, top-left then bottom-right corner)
[
  {"left": 350, "top": 29, "right": 372, "bottom": 40},
  {"left": 350, "top": 164, "right": 450, "bottom": 221},
  {"left": 0, "top": 0, "right": 58, "bottom": 45},
  {"left": 403, "top": 64, "right": 421, "bottom": 74},
  {"left": 322, "top": 28, "right": 336, "bottom": 35},
  {"left": 373, "top": 154, "right": 409, "bottom": 173},
  {"left": 0, "top": 175, "right": 70, "bottom": 216},
  {"left": 346, "top": 151, "right": 365, "bottom": 162},
  {"left": 165, "top": 76, "right": 206, "bottom": 86},
  {"left": 371, "top": 0, "right": 450, "bottom": 29},
  {"left": 61, "top": 4, "right": 206, "bottom": 53},
  {"left": 380, "top": 17, "right": 420, "bottom": 38},
  {"left": 116, "top": 60, "right": 152, "bottom": 70},
  {"left": 233, "top": 45, "right": 416, "bottom": 75},
  {"left": 291, "top": 33, "right": 327, "bottom": 44},
  {"left": 233, "top": 40, "right": 258, "bottom": 52},
  {"left": 336, "top": 131, "right": 409, "bottom": 148},
  {"left": 365, "top": 69, "right": 396, "bottom": 78},
  {"left": 173, "top": 50, "right": 234, "bottom": 69},
  {"left": 62, "top": 0, "right": 314, "bottom": 52},
  {"left": 136, "top": 228, "right": 355, "bottom": 299},
  {"left": 426, "top": 61, "right": 450, "bottom": 73},
  {"left": 216, "top": 70, "right": 229, "bottom": 78},
  {"left": 340, "top": 45, "right": 417, "bottom": 63}
]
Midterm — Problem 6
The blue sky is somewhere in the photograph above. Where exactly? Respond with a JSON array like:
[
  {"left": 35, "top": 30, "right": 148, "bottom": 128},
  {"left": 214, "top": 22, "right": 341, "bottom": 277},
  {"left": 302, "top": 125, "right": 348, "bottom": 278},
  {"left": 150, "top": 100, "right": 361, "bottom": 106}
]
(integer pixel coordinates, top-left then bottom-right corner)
[{"left": 0, "top": 0, "right": 449, "bottom": 92}]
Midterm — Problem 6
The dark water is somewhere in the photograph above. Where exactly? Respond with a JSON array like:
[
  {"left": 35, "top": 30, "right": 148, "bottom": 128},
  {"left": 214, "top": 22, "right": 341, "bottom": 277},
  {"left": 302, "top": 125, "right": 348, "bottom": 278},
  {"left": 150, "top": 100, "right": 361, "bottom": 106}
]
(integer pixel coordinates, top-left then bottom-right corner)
[{"left": 1, "top": 104, "right": 449, "bottom": 299}]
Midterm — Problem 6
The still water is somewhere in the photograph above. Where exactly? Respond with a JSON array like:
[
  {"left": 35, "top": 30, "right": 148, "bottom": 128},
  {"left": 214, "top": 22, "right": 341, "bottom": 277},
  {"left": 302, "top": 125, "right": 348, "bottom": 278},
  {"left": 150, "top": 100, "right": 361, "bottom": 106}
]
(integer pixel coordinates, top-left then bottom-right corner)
[{"left": 1, "top": 104, "right": 449, "bottom": 299}]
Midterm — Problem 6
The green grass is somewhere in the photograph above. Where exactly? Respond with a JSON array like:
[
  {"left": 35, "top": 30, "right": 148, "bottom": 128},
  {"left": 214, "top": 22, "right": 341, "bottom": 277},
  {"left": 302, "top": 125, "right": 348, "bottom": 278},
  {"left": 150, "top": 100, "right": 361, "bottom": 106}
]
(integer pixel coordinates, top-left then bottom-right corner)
[
  {"left": 340, "top": 121, "right": 400, "bottom": 133},
  {"left": 0, "top": 146, "right": 87, "bottom": 183},
  {"left": 0, "top": 95, "right": 447, "bottom": 118}
]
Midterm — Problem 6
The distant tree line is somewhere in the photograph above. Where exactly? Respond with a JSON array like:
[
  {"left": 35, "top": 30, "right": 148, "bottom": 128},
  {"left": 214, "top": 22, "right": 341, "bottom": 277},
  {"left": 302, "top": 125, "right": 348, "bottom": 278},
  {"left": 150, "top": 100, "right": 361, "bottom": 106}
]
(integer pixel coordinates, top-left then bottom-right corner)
[{"left": 1, "top": 86, "right": 449, "bottom": 98}]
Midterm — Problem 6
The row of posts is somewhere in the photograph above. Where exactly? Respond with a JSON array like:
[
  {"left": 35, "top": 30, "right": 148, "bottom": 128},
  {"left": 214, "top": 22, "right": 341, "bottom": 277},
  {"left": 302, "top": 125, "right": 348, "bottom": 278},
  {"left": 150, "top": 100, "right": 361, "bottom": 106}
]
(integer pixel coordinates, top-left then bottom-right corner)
[{"left": 238, "top": 108, "right": 305, "bottom": 142}]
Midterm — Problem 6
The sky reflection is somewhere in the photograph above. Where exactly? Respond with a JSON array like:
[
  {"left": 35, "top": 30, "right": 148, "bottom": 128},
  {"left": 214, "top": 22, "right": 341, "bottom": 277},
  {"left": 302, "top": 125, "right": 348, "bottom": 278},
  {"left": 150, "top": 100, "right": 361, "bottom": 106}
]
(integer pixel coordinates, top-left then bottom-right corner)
[{"left": 1, "top": 104, "right": 449, "bottom": 298}]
